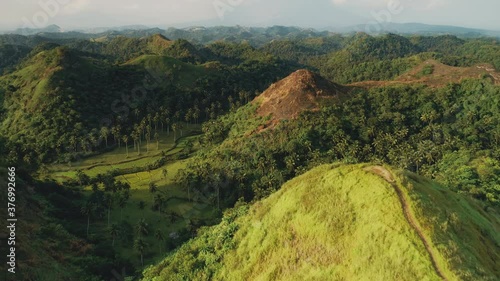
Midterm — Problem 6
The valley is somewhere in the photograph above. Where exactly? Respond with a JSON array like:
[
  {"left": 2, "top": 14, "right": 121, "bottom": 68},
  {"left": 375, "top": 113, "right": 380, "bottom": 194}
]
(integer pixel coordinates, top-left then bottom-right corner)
[{"left": 0, "top": 26, "right": 499, "bottom": 281}]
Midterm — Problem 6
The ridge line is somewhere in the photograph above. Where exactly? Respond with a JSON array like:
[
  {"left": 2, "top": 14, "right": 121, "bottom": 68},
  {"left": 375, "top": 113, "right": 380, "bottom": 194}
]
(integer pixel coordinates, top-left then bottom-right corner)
[{"left": 365, "top": 166, "right": 449, "bottom": 281}]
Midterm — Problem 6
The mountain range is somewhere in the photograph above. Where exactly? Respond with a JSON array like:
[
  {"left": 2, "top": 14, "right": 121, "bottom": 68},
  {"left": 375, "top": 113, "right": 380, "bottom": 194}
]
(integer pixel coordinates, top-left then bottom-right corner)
[
  {"left": 3, "top": 23, "right": 499, "bottom": 43},
  {"left": 0, "top": 25, "right": 499, "bottom": 281}
]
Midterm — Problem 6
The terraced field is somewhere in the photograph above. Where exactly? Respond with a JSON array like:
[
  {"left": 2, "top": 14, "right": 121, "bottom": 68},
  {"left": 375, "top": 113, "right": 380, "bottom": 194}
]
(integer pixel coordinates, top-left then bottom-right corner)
[{"left": 43, "top": 124, "right": 219, "bottom": 267}]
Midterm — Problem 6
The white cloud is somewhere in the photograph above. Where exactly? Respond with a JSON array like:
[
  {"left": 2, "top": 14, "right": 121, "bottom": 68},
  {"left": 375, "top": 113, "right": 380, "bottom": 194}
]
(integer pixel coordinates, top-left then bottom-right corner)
[
  {"left": 61, "top": 0, "right": 91, "bottom": 15},
  {"left": 331, "top": 0, "right": 390, "bottom": 8},
  {"left": 0, "top": 0, "right": 493, "bottom": 30},
  {"left": 122, "top": 4, "right": 140, "bottom": 11},
  {"left": 413, "top": 0, "right": 451, "bottom": 11},
  {"left": 331, "top": 0, "right": 451, "bottom": 10}
]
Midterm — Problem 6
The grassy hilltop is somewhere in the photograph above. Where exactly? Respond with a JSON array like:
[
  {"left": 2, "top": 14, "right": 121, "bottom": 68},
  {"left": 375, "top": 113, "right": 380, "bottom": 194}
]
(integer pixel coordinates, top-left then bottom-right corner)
[
  {"left": 143, "top": 164, "right": 500, "bottom": 281},
  {"left": 1, "top": 30, "right": 500, "bottom": 280}
]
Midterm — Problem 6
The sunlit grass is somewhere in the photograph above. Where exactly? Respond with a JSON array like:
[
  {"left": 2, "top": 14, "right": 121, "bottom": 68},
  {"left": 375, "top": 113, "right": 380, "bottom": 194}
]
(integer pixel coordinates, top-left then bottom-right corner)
[
  {"left": 144, "top": 164, "right": 500, "bottom": 281},
  {"left": 46, "top": 126, "right": 200, "bottom": 183},
  {"left": 218, "top": 164, "right": 440, "bottom": 281}
]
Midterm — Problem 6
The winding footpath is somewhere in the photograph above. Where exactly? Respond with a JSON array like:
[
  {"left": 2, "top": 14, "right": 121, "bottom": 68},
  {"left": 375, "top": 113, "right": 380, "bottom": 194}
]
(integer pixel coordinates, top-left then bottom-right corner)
[{"left": 365, "top": 166, "right": 449, "bottom": 281}]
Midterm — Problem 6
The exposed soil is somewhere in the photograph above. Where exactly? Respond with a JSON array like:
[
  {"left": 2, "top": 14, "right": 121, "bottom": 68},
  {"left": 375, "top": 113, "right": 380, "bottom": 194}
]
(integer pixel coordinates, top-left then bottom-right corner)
[
  {"left": 350, "top": 59, "right": 499, "bottom": 89},
  {"left": 253, "top": 69, "right": 346, "bottom": 122}
]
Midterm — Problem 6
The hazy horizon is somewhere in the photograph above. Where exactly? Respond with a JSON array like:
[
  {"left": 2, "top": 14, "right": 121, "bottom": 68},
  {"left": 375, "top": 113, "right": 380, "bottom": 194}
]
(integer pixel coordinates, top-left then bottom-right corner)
[{"left": 1, "top": 0, "right": 500, "bottom": 32}]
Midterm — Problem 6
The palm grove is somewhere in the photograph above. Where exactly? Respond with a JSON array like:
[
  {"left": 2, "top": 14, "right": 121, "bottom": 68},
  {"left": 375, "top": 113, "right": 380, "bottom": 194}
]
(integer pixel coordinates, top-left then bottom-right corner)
[{"left": 0, "top": 28, "right": 499, "bottom": 280}]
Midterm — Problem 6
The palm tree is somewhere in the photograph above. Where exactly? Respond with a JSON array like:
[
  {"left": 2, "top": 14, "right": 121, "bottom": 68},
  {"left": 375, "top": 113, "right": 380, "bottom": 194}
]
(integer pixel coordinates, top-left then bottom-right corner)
[
  {"left": 122, "top": 189, "right": 131, "bottom": 201},
  {"left": 193, "top": 107, "right": 200, "bottom": 125},
  {"left": 154, "top": 194, "right": 164, "bottom": 213},
  {"left": 172, "top": 123, "right": 178, "bottom": 142},
  {"left": 122, "top": 135, "right": 130, "bottom": 157},
  {"left": 155, "top": 132, "right": 160, "bottom": 150},
  {"left": 132, "top": 131, "right": 140, "bottom": 155},
  {"left": 153, "top": 112, "right": 160, "bottom": 133},
  {"left": 140, "top": 119, "right": 147, "bottom": 141},
  {"left": 100, "top": 127, "right": 110, "bottom": 148},
  {"left": 112, "top": 126, "right": 121, "bottom": 148},
  {"left": 136, "top": 123, "right": 143, "bottom": 152},
  {"left": 165, "top": 118, "right": 171, "bottom": 135},
  {"left": 80, "top": 137, "right": 89, "bottom": 153},
  {"left": 69, "top": 135, "right": 77, "bottom": 152},
  {"left": 88, "top": 131, "right": 98, "bottom": 150},
  {"left": 138, "top": 201, "right": 146, "bottom": 216},
  {"left": 76, "top": 170, "right": 90, "bottom": 186},
  {"left": 103, "top": 193, "right": 114, "bottom": 227},
  {"left": 174, "top": 111, "right": 181, "bottom": 122},
  {"left": 162, "top": 107, "right": 170, "bottom": 130},
  {"left": 185, "top": 109, "right": 193, "bottom": 125},
  {"left": 109, "top": 223, "right": 119, "bottom": 247},
  {"left": 134, "top": 108, "right": 141, "bottom": 121},
  {"left": 149, "top": 182, "right": 157, "bottom": 203},
  {"left": 118, "top": 195, "right": 127, "bottom": 221},
  {"left": 178, "top": 123, "right": 185, "bottom": 137},
  {"left": 135, "top": 218, "right": 149, "bottom": 238},
  {"left": 147, "top": 113, "right": 153, "bottom": 128},
  {"left": 146, "top": 130, "right": 151, "bottom": 153},
  {"left": 80, "top": 201, "right": 94, "bottom": 237},
  {"left": 134, "top": 238, "right": 148, "bottom": 267},
  {"left": 154, "top": 229, "right": 165, "bottom": 255}
]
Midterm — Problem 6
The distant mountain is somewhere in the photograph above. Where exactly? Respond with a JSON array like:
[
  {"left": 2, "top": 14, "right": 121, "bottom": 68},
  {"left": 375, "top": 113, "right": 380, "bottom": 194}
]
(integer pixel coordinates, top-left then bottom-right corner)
[
  {"left": 4, "top": 25, "right": 330, "bottom": 46},
  {"left": 329, "top": 23, "right": 500, "bottom": 38},
  {"left": 6, "top": 24, "right": 500, "bottom": 47},
  {"left": 11, "top": 24, "right": 63, "bottom": 36},
  {"left": 76, "top": 25, "right": 152, "bottom": 34},
  {"left": 160, "top": 26, "right": 328, "bottom": 46}
]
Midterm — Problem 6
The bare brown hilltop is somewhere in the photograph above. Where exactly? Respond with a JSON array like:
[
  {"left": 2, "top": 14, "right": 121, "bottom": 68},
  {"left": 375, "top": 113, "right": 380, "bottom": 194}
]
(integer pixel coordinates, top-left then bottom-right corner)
[
  {"left": 349, "top": 59, "right": 500, "bottom": 88},
  {"left": 254, "top": 69, "right": 346, "bottom": 121}
]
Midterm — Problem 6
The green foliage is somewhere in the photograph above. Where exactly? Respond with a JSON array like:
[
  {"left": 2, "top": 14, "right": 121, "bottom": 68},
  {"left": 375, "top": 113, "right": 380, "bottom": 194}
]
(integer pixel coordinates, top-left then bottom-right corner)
[
  {"left": 2, "top": 31, "right": 500, "bottom": 280},
  {"left": 436, "top": 151, "right": 500, "bottom": 203},
  {"left": 143, "top": 203, "right": 249, "bottom": 280},
  {"left": 0, "top": 41, "right": 290, "bottom": 165},
  {"left": 176, "top": 79, "right": 500, "bottom": 205},
  {"left": 144, "top": 165, "right": 500, "bottom": 280},
  {"left": 0, "top": 44, "right": 30, "bottom": 74},
  {"left": 419, "top": 64, "right": 435, "bottom": 77}
]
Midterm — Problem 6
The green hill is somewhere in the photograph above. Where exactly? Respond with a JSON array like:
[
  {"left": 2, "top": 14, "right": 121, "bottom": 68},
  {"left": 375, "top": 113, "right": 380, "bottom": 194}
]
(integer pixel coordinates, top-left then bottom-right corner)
[
  {"left": 2, "top": 30, "right": 500, "bottom": 281},
  {"left": 143, "top": 164, "right": 500, "bottom": 281},
  {"left": 77, "top": 34, "right": 174, "bottom": 62},
  {"left": 0, "top": 41, "right": 289, "bottom": 165},
  {"left": 0, "top": 46, "right": 140, "bottom": 162},
  {"left": 0, "top": 44, "right": 31, "bottom": 74},
  {"left": 123, "top": 54, "right": 209, "bottom": 87},
  {"left": 71, "top": 35, "right": 208, "bottom": 64}
]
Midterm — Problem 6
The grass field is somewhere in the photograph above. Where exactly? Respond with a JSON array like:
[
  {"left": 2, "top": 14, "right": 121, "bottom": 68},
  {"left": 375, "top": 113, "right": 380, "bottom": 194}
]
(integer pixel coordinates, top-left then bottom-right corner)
[
  {"left": 143, "top": 164, "right": 500, "bottom": 281},
  {"left": 43, "top": 124, "right": 220, "bottom": 267},
  {"left": 47, "top": 128, "right": 198, "bottom": 181},
  {"left": 218, "top": 164, "right": 444, "bottom": 281}
]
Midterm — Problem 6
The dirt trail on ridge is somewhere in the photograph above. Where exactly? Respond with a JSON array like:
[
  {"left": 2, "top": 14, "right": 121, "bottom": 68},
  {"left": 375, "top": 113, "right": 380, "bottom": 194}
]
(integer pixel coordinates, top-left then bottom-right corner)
[{"left": 364, "top": 166, "right": 449, "bottom": 281}]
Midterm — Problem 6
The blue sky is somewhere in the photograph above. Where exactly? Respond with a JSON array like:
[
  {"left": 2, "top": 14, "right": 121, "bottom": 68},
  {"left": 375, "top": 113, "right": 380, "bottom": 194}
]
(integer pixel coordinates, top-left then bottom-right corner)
[{"left": 2, "top": 0, "right": 499, "bottom": 31}]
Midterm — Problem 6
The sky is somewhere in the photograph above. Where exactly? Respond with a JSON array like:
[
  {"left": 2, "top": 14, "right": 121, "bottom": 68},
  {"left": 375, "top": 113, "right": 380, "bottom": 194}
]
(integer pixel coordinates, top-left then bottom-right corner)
[{"left": 1, "top": 0, "right": 499, "bottom": 31}]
